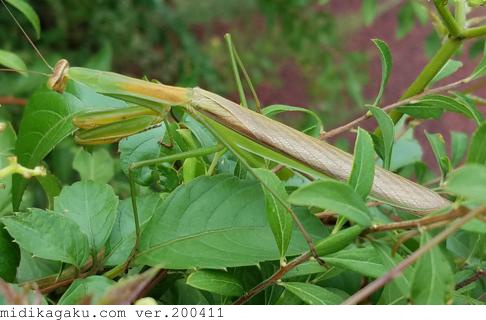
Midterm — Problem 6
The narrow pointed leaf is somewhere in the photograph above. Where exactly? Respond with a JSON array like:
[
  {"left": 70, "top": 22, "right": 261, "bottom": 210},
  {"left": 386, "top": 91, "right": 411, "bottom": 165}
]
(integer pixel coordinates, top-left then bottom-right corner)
[
  {"left": 467, "top": 123, "right": 486, "bottom": 165},
  {"left": 349, "top": 128, "right": 375, "bottom": 199},
  {"left": 0, "top": 50, "right": 27, "bottom": 76},
  {"left": 5, "top": 0, "right": 41, "bottom": 38},
  {"left": 280, "top": 282, "right": 344, "bottom": 305},
  {"left": 371, "top": 39, "right": 392, "bottom": 106},
  {"left": 186, "top": 270, "right": 244, "bottom": 297},
  {"left": 370, "top": 106, "right": 394, "bottom": 170}
]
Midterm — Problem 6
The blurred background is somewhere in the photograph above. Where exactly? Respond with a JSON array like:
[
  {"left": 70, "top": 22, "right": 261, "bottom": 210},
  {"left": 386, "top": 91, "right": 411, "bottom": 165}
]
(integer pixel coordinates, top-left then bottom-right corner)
[{"left": 1, "top": 0, "right": 485, "bottom": 170}]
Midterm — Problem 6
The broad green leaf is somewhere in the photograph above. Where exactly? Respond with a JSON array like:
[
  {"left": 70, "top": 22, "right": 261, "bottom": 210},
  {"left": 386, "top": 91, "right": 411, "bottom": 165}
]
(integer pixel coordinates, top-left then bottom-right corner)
[
  {"left": 105, "top": 194, "right": 164, "bottom": 266},
  {"left": 119, "top": 126, "right": 166, "bottom": 185},
  {"left": 0, "top": 226, "right": 20, "bottom": 282},
  {"left": 325, "top": 246, "right": 387, "bottom": 278},
  {"left": 371, "top": 39, "right": 392, "bottom": 106},
  {"left": 425, "top": 131, "right": 451, "bottom": 180},
  {"left": 451, "top": 131, "right": 468, "bottom": 166},
  {"left": 370, "top": 106, "right": 394, "bottom": 170},
  {"left": 471, "top": 41, "right": 486, "bottom": 79},
  {"left": 186, "top": 270, "right": 244, "bottom": 297},
  {"left": 0, "top": 50, "right": 27, "bottom": 76},
  {"left": 279, "top": 282, "right": 343, "bottom": 305},
  {"left": 349, "top": 128, "right": 375, "bottom": 199},
  {"left": 430, "top": 60, "right": 462, "bottom": 86},
  {"left": 362, "top": 0, "right": 377, "bottom": 26},
  {"left": 410, "top": 232, "right": 454, "bottom": 304},
  {"left": 253, "top": 168, "right": 293, "bottom": 258},
  {"left": 5, "top": 0, "right": 41, "bottom": 39},
  {"left": 1, "top": 209, "right": 90, "bottom": 267},
  {"left": 419, "top": 95, "right": 483, "bottom": 125},
  {"left": 445, "top": 164, "right": 486, "bottom": 203},
  {"left": 373, "top": 242, "right": 411, "bottom": 304},
  {"left": 467, "top": 123, "right": 486, "bottom": 165},
  {"left": 396, "top": 2, "right": 415, "bottom": 39},
  {"left": 0, "top": 121, "right": 16, "bottom": 214},
  {"left": 290, "top": 181, "right": 372, "bottom": 227},
  {"left": 282, "top": 261, "right": 328, "bottom": 279},
  {"left": 54, "top": 181, "right": 118, "bottom": 253},
  {"left": 136, "top": 175, "right": 326, "bottom": 268},
  {"left": 16, "top": 249, "right": 60, "bottom": 283},
  {"left": 58, "top": 276, "right": 115, "bottom": 304},
  {"left": 461, "top": 219, "right": 486, "bottom": 234},
  {"left": 72, "top": 148, "right": 115, "bottom": 183},
  {"left": 13, "top": 82, "right": 126, "bottom": 210},
  {"left": 390, "top": 128, "right": 423, "bottom": 171},
  {"left": 262, "top": 104, "right": 323, "bottom": 137}
]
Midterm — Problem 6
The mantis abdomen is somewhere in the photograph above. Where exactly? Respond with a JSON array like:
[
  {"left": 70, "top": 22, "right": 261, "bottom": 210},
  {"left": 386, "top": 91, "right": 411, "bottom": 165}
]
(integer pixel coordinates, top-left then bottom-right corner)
[{"left": 191, "top": 88, "right": 450, "bottom": 213}]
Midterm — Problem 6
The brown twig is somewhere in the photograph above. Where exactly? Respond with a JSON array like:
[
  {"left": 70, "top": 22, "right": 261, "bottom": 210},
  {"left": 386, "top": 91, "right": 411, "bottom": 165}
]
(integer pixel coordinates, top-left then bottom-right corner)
[
  {"left": 0, "top": 96, "right": 27, "bottom": 106},
  {"left": 233, "top": 252, "right": 312, "bottom": 305},
  {"left": 455, "top": 270, "right": 486, "bottom": 290},
  {"left": 320, "top": 77, "right": 472, "bottom": 140},
  {"left": 367, "top": 206, "right": 469, "bottom": 233},
  {"left": 343, "top": 205, "right": 486, "bottom": 305}
]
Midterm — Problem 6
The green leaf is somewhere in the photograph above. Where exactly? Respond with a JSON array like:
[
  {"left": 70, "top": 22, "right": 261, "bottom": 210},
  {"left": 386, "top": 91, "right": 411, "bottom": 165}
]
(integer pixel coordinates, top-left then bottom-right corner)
[
  {"left": 418, "top": 95, "right": 483, "bottom": 125},
  {"left": 136, "top": 175, "right": 325, "bottom": 268},
  {"left": 371, "top": 39, "right": 392, "bottom": 106},
  {"left": 362, "top": 0, "right": 377, "bottom": 26},
  {"left": 349, "top": 128, "right": 375, "bottom": 199},
  {"left": 72, "top": 148, "right": 115, "bottom": 183},
  {"left": 16, "top": 249, "right": 60, "bottom": 283},
  {"left": 314, "top": 225, "right": 364, "bottom": 256},
  {"left": 410, "top": 232, "right": 454, "bottom": 304},
  {"left": 289, "top": 180, "right": 372, "bottom": 226},
  {"left": 253, "top": 168, "right": 293, "bottom": 258},
  {"left": 451, "top": 131, "right": 468, "bottom": 167},
  {"left": 467, "top": 123, "right": 486, "bottom": 165},
  {"left": 471, "top": 41, "right": 486, "bottom": 79},
  {"left": 36, "top": 173, "right": 62, "bottom": 210},
  {"left": 0, "top": 50, "right": 27, "bottom": 76},
  {"left": 396, "top": 2, "right": 415, "bottom": 39},
  {"left": 279, "top": 282, "right": 343, "bottom": 305},
  {"left": 369, "top": 106, "right": 394, "bottom": 170},
  {"left": 119, "top": 126, "right": 166, "bottom": 185},
  {"left": 0, "top": 225, "right": 20, "bottom": 282},
  {"left": 262, "top": 105, "right": 323, "bottom": 137},
  {"left": 430, "top": 60, "right": 463, "bottom": 86},
  {"left": 411, "top": 1, "right": 428, "bottom": 25},
  {"left": 373, "top": 242, "right": 411, "bottom": 304},
  {"left": 425, "top": 131, "right": 451, "bottom": 180},
  {"left": 0, "top": 121, "right": 16, "bottom": 214},
  {"left": 13, "top": 83, "right": 126, "bottom": 210},
  {"left": 325, "top": 246, "right": 387, "bottom": 278},
  {"left": 5, "top": 0, "right": 41, "bottom": 39},
  {"left": 397, "top": 104, "right": 444, "bottom": 119},
  {"left": 105, "top": 194, "right": 164, "bottom": 266},
  {"left": 1, "top": 209, "right": 90, "bottom": 267},
  {"left": 186, "top": 270, "right": 244, "bottom": 297},
  {"left": 54, "top": 181, "right": 118, "bottom": 253},
  {"left": 390, "top": 128, "right": 423, "bottom": 171},
  {"left": 445, "top": 164, "right": 486, "bottom": 203},
  {"left": 58, "top": 276, "right": 115, "bottom": 304}
]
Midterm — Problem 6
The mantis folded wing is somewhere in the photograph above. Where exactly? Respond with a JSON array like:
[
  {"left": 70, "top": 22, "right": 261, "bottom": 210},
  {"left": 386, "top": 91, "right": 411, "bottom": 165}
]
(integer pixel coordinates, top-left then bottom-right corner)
[{"left": 50, "top": 59, "right": 450, "bottom": 214}]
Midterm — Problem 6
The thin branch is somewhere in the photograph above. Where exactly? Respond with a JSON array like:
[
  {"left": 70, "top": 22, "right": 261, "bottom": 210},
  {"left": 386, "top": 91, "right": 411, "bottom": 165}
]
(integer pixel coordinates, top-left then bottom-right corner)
[
  {"left": 366, "top": 206, "right": 469, "bottom": 233},
  {"left": 455, "top": 270, "right": 486, "bottom": 290},
  {"left": 433, "top": 0, "right": 462, "bottom": 37},
  {"left": 343, "top": 205, "right": 486, "bottom": 305},
  {"left": 233, "top": 252, "right": 312, "bottom": 305},
  {"left": 321, "top": 76, "right": 472, "bottom": 140}
]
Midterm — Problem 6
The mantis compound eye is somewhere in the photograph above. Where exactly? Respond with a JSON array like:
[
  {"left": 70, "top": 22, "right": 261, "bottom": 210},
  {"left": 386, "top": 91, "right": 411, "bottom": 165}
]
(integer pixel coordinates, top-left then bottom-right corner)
[{"left": 47, "top": 59, "right": 69, "bottom": 93}]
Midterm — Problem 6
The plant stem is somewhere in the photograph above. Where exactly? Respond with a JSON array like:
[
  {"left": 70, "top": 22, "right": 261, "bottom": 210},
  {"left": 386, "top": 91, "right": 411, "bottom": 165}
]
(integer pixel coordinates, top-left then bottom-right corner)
[
  {"left": 433, "top": 0, "right": 462, "bottom": 37},
  {"left": 462, "top": 24, "right": 486, "bottom": 38},
  {"left": 343, "top": 205, "right": 486, "bottom": 305},
  {"left": 455, "top": 270, "right": 486, "bottom": 290}
]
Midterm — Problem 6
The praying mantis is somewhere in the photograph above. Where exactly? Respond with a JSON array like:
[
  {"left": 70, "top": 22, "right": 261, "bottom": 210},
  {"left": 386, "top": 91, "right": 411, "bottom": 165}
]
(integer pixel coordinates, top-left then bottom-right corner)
[{"left": 44, "top": 58, "right": 450, "bottom": 216}]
